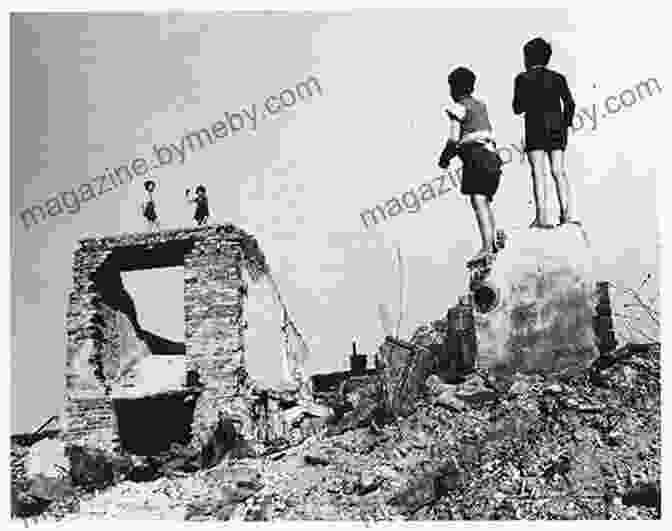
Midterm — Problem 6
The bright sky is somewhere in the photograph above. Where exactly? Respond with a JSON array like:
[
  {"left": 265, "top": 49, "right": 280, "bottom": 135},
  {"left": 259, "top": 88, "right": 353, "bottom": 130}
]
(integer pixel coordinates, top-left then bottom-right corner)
[{"left": 11, "top": 9, "right": 664, "bottom": 433}]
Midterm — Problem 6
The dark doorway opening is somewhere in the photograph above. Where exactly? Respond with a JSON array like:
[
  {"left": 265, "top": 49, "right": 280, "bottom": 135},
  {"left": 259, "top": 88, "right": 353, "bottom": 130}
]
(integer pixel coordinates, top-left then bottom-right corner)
[{"left": 113, "top": 391, "right": 200, "bottom": 455}]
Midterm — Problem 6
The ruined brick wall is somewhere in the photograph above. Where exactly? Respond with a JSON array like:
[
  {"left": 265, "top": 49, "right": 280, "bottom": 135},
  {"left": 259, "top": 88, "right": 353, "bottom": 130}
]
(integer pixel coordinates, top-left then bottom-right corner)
[
  {"left": 61, "top": 224, "right": 256, "bottom": 450},
  {"left": 183, "top": 230, "right": 252, "bottom": 443}
]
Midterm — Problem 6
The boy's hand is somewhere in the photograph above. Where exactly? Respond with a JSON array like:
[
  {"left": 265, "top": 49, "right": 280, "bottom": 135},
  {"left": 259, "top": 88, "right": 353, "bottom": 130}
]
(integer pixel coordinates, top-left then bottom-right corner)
[
  {"left": 438, "top": 140, "right": 459, "bottom": 169},
  {"left": 444, "top": 109, "right": 459, "bottom": 121}
]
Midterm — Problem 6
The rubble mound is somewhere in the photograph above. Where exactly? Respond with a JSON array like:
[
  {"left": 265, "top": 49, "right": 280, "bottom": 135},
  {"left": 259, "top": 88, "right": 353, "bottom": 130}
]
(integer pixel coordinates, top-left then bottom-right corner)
[{"left": 11, "top": 343, "right": 660, "bottom": 521}]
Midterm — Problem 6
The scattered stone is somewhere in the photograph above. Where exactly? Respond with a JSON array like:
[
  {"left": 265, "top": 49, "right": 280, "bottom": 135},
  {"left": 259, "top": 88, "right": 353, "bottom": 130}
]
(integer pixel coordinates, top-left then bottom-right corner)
[
  {"left": 508, "top": 380, "right": 531, "bottom": 396},
  {"left": 435, "top": 391, "right": 466, "bottom": 411},
  {"left": 26, "top": 439, "right": 70, "bottom": 480},
  {"left": 304, "top": 455, "right": 330, "bottom": 466},
  {"left": 455, "top": 387, "right": 497, "bottom": 403},
  {"left": 283, "top": 406, "right": 308, "bottom": 426},
  {"left": 27, "top": 474, "right": 75, "bottom": 502},
  {"left": 493, "top": 491, "right": 506, "bottom": 504},
  {"left": 545, "top": 383, "right": 563, "bottom": 394},
  {"left": 607, "top": 429, "right": 626, "bottom": 446},
  {"left": 357, "top": 470, "right": 380, "bottom": 495},
  {"left": 301, "top": 402, "right": 334, "bottom": 419},
  {"left": 236, "top": 478, "right": 264, "bottom": 491},
  {"left": 216, "top": 505, "right": 236, "bottom": 521},
  {"left": 455, "top": 373, "right": 498, "bottom": 402},
  {"left": 377, "top": 465, "right": 401, "bottom": 482},
  {"left": 357, "top": 482, "right": 380, "bottom": 496},
  {"left": 425, "top": 374, "right": 450, "bottom": 395}
]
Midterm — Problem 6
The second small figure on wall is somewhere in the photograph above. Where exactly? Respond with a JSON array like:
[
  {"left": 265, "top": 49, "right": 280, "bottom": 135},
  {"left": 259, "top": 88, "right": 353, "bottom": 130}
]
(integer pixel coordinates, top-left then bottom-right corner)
[{"left": 186, "top": 185, "right": 211, "bottom": 226}]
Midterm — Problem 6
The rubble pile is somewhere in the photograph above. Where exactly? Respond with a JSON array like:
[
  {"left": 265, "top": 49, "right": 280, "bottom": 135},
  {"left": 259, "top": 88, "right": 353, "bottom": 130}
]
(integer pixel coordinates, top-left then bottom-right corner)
[
  {"left": 11, "top": 441, "right": 36, "bottom": 517},
  {"left": 10, "top": 442, "right": 29, "bottom": 486},
  {"left": 247, "top": 384, "right": 333, "bottom": 450},
  {"left": 12, "top": 342, "right": 660, "bottom": 521},
  {"left": 11, "top": 440, "right": 78, "bottom": 519}
]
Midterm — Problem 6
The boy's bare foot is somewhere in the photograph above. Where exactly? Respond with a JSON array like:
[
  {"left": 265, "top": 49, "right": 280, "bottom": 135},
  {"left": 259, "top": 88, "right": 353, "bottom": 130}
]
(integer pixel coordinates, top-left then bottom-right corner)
[
  {"left": 559, "top": 215, "right": 582, "bottom": 226},
  {"left": 530, "top": 219, "right": 556, "bottom": 229},
  {"left": 468, "top": 248, "right": 493, "bottom": 266}
]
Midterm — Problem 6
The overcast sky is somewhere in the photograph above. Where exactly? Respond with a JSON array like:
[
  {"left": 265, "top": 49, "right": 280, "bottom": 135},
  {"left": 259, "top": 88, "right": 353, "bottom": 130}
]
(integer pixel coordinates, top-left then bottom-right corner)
[{"left": 11, "top": 9, "right": 663, "bottom": 433}]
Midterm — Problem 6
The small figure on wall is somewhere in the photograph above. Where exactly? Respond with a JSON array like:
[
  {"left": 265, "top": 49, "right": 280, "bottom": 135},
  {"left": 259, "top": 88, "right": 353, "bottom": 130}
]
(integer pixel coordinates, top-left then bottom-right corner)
[
  {"left": 142, "top": 179, "right": 160, "bottom": 231},
  {"left": 186, "top": 185, "right": 211, "bottom": 226}
]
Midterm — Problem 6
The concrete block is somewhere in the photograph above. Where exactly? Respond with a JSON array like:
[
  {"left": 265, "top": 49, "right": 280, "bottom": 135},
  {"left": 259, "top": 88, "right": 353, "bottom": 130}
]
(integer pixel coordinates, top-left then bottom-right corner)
[{"left": 474, "top": 224, "right": 598, "bottom": 373}]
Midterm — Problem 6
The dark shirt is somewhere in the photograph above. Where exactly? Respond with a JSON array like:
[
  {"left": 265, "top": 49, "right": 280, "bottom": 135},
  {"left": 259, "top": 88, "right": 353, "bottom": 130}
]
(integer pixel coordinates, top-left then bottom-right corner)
[{"left": 513, "top": 67, "right": 575, "bottom": 129}]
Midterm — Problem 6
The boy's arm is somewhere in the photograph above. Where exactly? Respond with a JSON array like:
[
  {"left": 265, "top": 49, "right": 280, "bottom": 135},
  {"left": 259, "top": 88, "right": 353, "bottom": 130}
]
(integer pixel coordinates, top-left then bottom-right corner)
[
  {"left": 558, "top": 74, "right": 576, "bottom": 128},
  {"left": 444, "top": 102, "right": 465, "bottom": 142},
  {"left": 513, "top": 73, "right": 526, "bottom": 115},
  {"left": 438, "top": 105, "right": 462, "bottom": 169},
  {"left": 445, "top": 102, "right": 466, "bottom": 122},
  {"left": 448, "top": 116, "right": 461, "bottom": 143}
]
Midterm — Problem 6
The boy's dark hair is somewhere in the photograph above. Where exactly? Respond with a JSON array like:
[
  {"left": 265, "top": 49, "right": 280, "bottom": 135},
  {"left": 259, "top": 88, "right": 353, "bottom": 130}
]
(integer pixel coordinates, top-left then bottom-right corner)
[
  {"left": 523, "top": 37, "right": 552, "bottom": 67},
  {"left": 195, "top": 185, "right": 206, "bottom": 194},
  {"left": 144, "top": 179, "right": 156, "bottom": 192},
  {"left": 448, "top": 67, "right": 476, "bottom": 98}
]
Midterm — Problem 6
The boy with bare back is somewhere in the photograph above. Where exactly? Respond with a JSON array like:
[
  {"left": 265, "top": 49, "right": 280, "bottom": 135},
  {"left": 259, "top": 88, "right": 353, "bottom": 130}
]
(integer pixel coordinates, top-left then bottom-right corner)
[
  {"left": 513, "top": 37, "right": 579, "bottom": 228},
  {"left": 440, "top": 66, "right": 503, "bottom": 265}
]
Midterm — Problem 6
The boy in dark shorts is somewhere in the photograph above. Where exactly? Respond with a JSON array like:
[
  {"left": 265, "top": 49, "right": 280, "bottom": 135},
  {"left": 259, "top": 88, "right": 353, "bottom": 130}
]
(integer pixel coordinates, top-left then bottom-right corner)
[
  {"left": 513, "top": 37, "right": 579, "bottom": 228},
  {"left": 186, "top": 185, "right": 210, "bottom": 225},
  {"left": 442, "top": 67, "right": 503, "bottom": 264}
]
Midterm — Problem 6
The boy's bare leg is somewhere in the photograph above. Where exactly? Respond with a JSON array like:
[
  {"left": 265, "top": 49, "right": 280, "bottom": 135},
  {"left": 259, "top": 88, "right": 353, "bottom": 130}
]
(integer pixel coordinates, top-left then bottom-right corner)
[
  {"left": 527, "top": 150, "right": 551, "bottom": 226},
  {"left": 487, "top": 199, "right": 498, "bottom": 252},
  {"left": 470, "top": 194, "right": 494, "bottom": 261},
  {"left": 550, "top": 150, "right": 579, "bottom": 223},
  {"left": 487, "top": 199, "right": 496, "bottom": 233}
]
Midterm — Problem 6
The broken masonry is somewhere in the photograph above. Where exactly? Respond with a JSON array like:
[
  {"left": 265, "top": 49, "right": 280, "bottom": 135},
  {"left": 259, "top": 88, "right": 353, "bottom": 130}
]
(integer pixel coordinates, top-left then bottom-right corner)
[{"left": 60, "top": 224, "right": 315, "bottom": 457}]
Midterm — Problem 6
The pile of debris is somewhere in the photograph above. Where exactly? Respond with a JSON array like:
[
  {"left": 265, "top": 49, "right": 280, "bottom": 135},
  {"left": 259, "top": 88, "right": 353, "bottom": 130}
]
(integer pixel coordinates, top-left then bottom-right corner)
[
  {"left": 247, "top": 384, "right": 334, "bottom": 452},
  {"left": 242, "top": 341, "right": 660, "bottom": 521},
  {"left": 11, "top": 341, "right": 660, "bottom": 521}
]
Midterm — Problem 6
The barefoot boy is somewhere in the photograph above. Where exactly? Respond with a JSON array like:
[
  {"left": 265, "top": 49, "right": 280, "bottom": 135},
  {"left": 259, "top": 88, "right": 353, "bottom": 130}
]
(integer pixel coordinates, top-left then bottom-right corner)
[
  {"left": 513, "top": 37, "right": 579, "bottom": 228},
  {"left": 441, "top": 67, "right": 503, "bottom": 264},
  {"left": 186, "top": 185, "right": 210, "bottom": 226}
]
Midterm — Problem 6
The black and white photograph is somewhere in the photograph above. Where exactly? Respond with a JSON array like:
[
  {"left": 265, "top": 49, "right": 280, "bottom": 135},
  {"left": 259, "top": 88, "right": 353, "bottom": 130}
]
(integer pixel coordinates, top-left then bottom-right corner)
[{"left": 9, "top": 6, "right": 665, "bottom": 524}]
